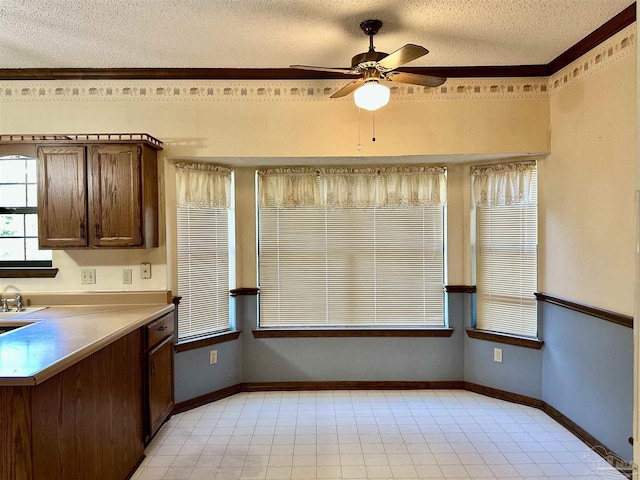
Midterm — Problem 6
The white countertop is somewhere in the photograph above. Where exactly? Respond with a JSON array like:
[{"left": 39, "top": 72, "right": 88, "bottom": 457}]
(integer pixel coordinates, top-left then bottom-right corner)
[{"left": 0, "top": 303, "right": 174, "bottom": 386}]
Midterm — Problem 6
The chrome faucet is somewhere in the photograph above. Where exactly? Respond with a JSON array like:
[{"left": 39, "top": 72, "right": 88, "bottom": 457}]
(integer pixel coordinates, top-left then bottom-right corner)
[{"left": 1, "top": 293, "right": 23, "bottom": 312}]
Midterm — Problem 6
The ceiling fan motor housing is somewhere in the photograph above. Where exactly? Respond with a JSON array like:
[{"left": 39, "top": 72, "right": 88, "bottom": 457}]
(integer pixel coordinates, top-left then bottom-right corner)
[{"left": 351, "top": 51, "right": 388, "bottom": 70}]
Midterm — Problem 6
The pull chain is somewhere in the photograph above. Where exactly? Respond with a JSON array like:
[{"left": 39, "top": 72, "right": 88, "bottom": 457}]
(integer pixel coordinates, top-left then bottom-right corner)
[
  {"left": 372, "top": 110, "right": 376, "bottom": 142},
  {"left": 357, "top": 107, "right": 362, "bottom": 151}
]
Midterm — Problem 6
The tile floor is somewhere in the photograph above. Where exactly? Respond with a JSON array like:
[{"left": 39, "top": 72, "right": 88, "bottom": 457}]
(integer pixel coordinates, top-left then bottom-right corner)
[{"left": 132, "top": 390, "right": 627, "bottom": 480}]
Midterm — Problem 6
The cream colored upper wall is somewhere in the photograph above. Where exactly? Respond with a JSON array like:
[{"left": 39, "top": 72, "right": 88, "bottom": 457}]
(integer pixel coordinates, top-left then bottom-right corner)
[
  {"left": 0, "top": 78, "right": 549, "bottom": 292},
  {"left": 445, "top": 164, "right": 467, "bottom": 285},
  {"left": 0, "top": 84, "right": 549, "bottom": 158},
  {"left": 541, "top": 49, "right": 636, "bottom": 315},
  {"left": 9, "top": 249, "right": 167, "bottom": 293}
]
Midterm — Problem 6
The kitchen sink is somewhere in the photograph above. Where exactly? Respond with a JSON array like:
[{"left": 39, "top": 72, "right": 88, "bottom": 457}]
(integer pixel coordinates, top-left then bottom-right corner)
[
  {"left": 0, "top": 321, "right": 37, "bottom": 336},
  {"left": 0, "top": 325, "right": 21, "bottom": 334}
]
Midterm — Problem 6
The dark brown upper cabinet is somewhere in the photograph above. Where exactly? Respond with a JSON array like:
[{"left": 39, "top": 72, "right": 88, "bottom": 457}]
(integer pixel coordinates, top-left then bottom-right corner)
[{"left": 37, "top": 139, "right": 160, "bottom": 249}]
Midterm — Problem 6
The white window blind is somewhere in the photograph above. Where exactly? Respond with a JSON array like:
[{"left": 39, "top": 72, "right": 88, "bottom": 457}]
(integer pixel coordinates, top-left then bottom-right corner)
[
  {"left": 258, "top": 167, "right": 445, "bottom": 328},
  {"left": 176, "top": 163, "right": 232, "bottom": 340},
  {"left": 473, "top": 163, "right": 537, "bottom": 337}
]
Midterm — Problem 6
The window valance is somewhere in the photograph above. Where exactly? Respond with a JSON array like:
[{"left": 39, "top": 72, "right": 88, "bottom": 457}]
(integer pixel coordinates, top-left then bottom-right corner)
[
  {"left": 258, "top": 166, "right": 447, "bottom": 208},
  {"left": 257, "top": 168, "right": 321, "bottom": 208},
  {"left": 471, "top": 161, "right": 536, "bottom": 207},
  {"left": 175, "top": 162, "right": 232, "bottom": 208}
]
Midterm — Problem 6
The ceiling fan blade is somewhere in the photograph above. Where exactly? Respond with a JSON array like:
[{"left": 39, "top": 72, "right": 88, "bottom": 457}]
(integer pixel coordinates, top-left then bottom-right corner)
[
  {"left": 377, "top": 44, "right": 429, "bottom": 71},
  {"left": 290, "top": 65, "right": 357, "bottom": 75},
  {"left": 386, "top": 71, "right": 446, "bottom": 88},
  {"left": 330, "top": 78, "right": 365, "bottom": 98}
]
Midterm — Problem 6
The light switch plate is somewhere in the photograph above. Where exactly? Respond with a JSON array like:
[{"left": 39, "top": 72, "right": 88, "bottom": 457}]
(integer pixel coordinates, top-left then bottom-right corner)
[{"left": 81, "top": 268, "right": 96, "bottom": 284}]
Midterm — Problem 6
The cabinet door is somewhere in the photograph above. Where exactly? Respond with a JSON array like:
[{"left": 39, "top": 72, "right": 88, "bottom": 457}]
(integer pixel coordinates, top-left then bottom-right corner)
[
  {"left": 88, "top": 145, "right": 142, "bottom": 247},
  {"left": 37, "top": 146, "right": 88, "bottom": 248},
  {"left": 148, "top": 335, "right": 174, "bottom": 438}
]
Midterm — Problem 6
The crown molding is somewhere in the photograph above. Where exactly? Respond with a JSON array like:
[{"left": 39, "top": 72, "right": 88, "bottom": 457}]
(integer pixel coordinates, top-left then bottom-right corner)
[
  {"left": 0, "top": 68, "right": 355, "bottom": 81},
  {"left": 548, "top": 2, "right": 636, "bottom": 74},
  {"left": 0, "top": 65, "right": 550, "bottom": 81}
]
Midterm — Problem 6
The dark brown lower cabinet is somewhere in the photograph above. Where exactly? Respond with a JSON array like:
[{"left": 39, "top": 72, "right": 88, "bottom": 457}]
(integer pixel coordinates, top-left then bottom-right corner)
[
  {"left": 0, "top": 313, "right": 176, "bottom": 480},
  {"left": 0, "top": 329, "right": 144, "bottom": 480},
  {"left": 146, "top": 312, "right": 175, "bottom": 441}
]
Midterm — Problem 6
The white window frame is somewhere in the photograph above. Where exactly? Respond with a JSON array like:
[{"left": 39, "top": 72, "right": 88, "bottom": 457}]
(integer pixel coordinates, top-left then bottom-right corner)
[{"left": 0, "top": 155, "right": 51, "bottom": 267}]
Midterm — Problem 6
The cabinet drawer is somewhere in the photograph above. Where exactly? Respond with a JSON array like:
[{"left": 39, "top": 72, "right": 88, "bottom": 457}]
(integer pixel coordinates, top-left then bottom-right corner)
[{"left": 146, "top": 313, "right": 174, "bottom": 348}]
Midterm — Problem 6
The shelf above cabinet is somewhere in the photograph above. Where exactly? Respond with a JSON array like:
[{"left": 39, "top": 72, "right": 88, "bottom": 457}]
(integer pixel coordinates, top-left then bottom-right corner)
[{"left": 0, "top": 133, "right": 162, "bottom": 148}]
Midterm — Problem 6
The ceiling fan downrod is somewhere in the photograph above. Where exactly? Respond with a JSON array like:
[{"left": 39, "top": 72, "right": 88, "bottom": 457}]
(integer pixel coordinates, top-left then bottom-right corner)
[{"left": 360, "top": 19, "right": 383, "bottom": 52}]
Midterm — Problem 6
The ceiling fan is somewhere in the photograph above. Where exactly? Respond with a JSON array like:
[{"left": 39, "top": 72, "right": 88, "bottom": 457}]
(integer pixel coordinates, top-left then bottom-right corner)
[{"left": 290, "top": 19, "right": 447, "bottom": 111}]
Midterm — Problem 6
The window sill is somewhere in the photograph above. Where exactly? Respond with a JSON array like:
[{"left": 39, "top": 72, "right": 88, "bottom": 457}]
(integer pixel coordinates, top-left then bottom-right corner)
[
  {"left": 465, "top": 328, "right": 543, "bottom": 349},
  {"left": 0, "top": 267, "right": 59, "bottom": 278},
  {"left": 175, "top": 330, "right": 241, "bottom": 352},
  {"left": 252, "top": 328, "right": 454, "bottom": 338}
]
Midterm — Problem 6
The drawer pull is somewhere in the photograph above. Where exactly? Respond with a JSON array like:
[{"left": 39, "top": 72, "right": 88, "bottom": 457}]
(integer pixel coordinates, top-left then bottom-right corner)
[{"left": 158, "top": 325, "right": 168, "bottom": 331}]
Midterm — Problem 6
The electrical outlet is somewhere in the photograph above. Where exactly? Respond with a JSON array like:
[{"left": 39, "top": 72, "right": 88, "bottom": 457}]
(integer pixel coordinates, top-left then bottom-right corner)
[
  {"left": 81, "top": 268, "right": 96, "bottom": 284},
  {"left": 494, "top": 347, "right": 503, "bottom": 363},
  {"left": 209, "top": 350, "right": 217, "bottom": 365},
  {"left": 123, "top": 268, "right": 132, "bottom": 284},
  {"left": 140, "top": 263, "right": 151, "bottom": 279}
]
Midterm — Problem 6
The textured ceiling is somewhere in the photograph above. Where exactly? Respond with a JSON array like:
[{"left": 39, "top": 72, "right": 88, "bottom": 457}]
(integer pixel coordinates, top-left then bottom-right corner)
[{"left": 0, "top": 0, "right": 634, "bottom": 69}]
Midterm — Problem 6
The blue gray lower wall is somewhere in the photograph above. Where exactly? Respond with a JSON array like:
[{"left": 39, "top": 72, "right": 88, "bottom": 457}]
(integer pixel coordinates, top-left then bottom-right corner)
[
  {"left": 173, "top": 291, "right": 633, "bottom": 461},
  {"left": 239, "top": 294, "right": 465, "bottom": 383},
  {"left": 464, "top": 338, "right": 543, "bottom": 399},
  {"left": 541, "top": 302, "right": 633, "bottom": 461},
  {"left": 463, "top": 293, "right": 543, "bottom": 399},
  {"left": 174, "top": 338, "right": 242, "bottom": 403}
]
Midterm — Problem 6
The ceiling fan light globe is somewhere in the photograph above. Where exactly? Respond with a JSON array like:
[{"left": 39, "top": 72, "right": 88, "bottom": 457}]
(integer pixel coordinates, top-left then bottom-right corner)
[{"left": 354, "top": 81, "right": 390, "bottom": 111}]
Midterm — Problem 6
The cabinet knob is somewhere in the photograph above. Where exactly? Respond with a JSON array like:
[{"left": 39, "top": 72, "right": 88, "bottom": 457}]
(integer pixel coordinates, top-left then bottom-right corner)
[{"left": 79, "top": 224, "right": 85, "bottom": 239}]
